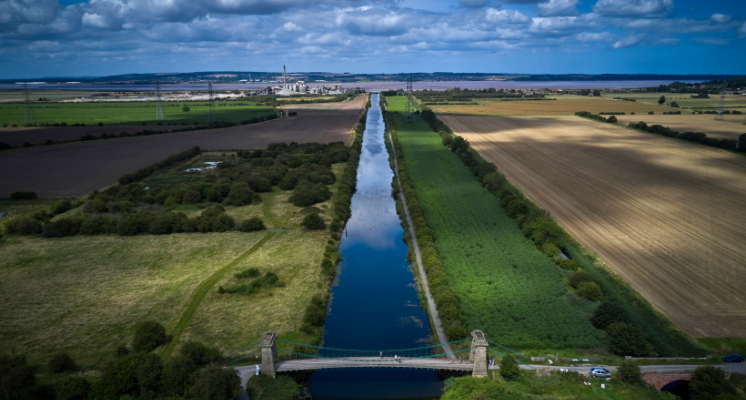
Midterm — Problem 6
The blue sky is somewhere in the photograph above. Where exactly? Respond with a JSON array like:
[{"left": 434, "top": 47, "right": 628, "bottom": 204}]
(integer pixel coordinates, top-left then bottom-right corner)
[{"left": 0, "top": 0, "right": 744, "bottom": 78}]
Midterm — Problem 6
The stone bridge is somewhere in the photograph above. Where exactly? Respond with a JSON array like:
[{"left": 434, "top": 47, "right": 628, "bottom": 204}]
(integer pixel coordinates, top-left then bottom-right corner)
[
  {"left": 257, "top": 329, "right": 490, "bottom": 378},
  {"left": 642, "top": 372, "right": 692, "bottom": 390}
]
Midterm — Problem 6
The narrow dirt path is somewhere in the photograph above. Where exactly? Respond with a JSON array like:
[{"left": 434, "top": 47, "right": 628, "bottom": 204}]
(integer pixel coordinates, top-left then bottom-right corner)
[
  {"left": 161, "top": 232, "right": 275, "bottom": 359},
  {"left": 385, "top": 114, "right": 453, "bottom": 356}
]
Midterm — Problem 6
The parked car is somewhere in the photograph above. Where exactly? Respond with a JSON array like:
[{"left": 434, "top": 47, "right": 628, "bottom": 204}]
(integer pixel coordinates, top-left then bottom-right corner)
[
  {"left": 590, "top": 367, "right": 611, "bottom": 378},
  {"left": 723, "top": 354, "right": 745, "bottom": 363}
]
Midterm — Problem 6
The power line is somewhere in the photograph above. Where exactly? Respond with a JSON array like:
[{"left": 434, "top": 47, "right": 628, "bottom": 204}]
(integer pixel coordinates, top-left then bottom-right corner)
[
  {"left": 404, "top": 75, "right": 416, "bottom": 123},
  {"left": 207, "top": 82, "right": 217, "bottom": 124},
  {"left": 23, "top": 83, "right": 35, "bottom": 124},
  {"left": 155, "top": 80, "right": 164, "bottom": 120}
]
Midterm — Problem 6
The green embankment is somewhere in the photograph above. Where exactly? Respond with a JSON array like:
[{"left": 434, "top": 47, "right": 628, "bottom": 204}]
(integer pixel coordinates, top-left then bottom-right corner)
[
  {"left": 0, "top": 101, "right": 275, "bottom": 126},
  {"left": 387, "top": 97, "right": 602, "bottom": 349}
]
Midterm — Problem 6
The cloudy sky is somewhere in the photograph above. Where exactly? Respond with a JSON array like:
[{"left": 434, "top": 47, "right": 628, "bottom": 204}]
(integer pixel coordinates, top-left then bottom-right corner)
[{"left": 0, "top": 0, "right": 744, "bottom": 78}]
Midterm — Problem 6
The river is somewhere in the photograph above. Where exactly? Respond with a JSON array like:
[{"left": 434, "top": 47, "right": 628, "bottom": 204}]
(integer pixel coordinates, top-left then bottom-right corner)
[{"left": 305, "top": 94, "right": 445, "bottom": 398}]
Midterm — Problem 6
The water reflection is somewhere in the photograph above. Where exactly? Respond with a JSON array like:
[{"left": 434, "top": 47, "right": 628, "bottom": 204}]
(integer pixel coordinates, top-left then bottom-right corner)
[{"left": 307, "top": 94, "right": 444, "bottom": 398}]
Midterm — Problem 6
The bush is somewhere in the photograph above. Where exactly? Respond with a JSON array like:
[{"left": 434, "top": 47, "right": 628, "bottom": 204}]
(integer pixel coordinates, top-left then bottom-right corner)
[
  {"left": 499, "top": 356, "right": 520, "bottom": 381},
  {"left": 4, "top": 217, "right": 43, "bottom": 235},
  {"left": 301, "top": 213, "right": 326, "bottom": 230},
  {"left": 136, "top": 353, "right": 164, "bottom": 396},
  {"left": 617, "top": 361, "right": 642, "bottom": 385},
  {"left": 577, "top": 281, "right": 602, "bottom": 301},
  {"left": 239, "top": 217, "right": 266, "bottom": 232},
  {"left": 223, "top": 182, "right": 254, "bottom": 206},
  {"left": 48, "top": 352, "right": 77, "bottom": 373},
  {"left": 568, "top": 270, "right": 593, "bottom": 289},
  {"left": 606, "top": 115, "right": 618, "bottom": 123},
  {"left": 43, "top": 217, "right": 82, "bottom": 238},
  {"left": 182, "top": 105, "right": 190, "bottom": 112},
  {"left": 162, "top": 355, "right": 197, "bottom": 398},
  {"left": 56, "top": 377, "right": 91, "bottom": 400},
  {"left": 132, "top": 321, "right": 167, "bottom": 353},
  {"left": 10, "top": 191, "right": 37, "bottom": 200},
  {"left": 179, "top": 341, "right": 221, "bottom": 366},
  {"left": 690, "top": 366, "right": 735, "bottom": 400},
  {"left": 246, "top": 374, "right": 299, "bottom": 400},
  {"left": 606, "top": 322, "right": 655, "bottom": 357},
  {"left": 289, "top": 182, "right": 331, "bottom": 207},
  {"left": 211, "top": 214, "right": 236, "bottom": 232},
  {"left": 187, "top": 366, "right": 241, "bottom": 400},
  {"left": 737, "top": 133, "right": 746, "bottom": 153},
  {"left": 591, "top": 301, "right": 630, "bottom": 330}
]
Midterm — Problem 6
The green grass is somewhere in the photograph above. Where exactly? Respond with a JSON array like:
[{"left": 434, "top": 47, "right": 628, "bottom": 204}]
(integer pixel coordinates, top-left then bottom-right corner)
[
  {"left": 388, "top": 97, "right": 602, "bottom": 349},
  {"left": 0, "top": 101, "right": 276, "bottom": 126},
  {"left": 601, "top": 92, "right": 746, "bottom": 111}
]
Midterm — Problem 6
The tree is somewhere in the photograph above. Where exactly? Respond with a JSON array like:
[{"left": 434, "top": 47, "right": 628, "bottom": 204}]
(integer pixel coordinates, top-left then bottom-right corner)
[
  {"left": 179, "top": 341, "right": 221, "bottom": 366},
  {"left": 577, "top": 281, "right": 602, "bottom": 301},
  {"left": 182, "top": 105, "right": 190, "bottom": 112},
  {"left": 690, "top": 366, "right": 736, "bottom": 400},
  {"left": 606, "top": 115, "right": 617, "bottom": 123},
  {"left": 161, "top": 355, "right": 197, "bottom": 398},
  {"left": 591, "top": 301, "right": 630, "bottom": 330},
  {"left": 48, "top": 352, "right": 77, "bottom": 373},
  {"left": 568, "top": 271, "right": 593, "bottom": 289},
  {"left": 658, "top": 95, "right": 666, "bottom": 105},
  {"left": 593, "top": 90, "right": 601, "bottom": 97},
  {"left": 617, "top": 361, "right": 642, "bottom": 385},
  {"left": 239, "top": 217, "right": 266, "bottom": 232},
  {"left": 56, "top": 377, "right": 91, "bottom": 400},
  {"left": 737, "top": 133, "right": 746, "bottom": 152},
  {"left": 301, "top": 213, "right": 326, "bottom": 230},
  {"left": 499, "top": 356, "right": 520, "bottom": 381},
  {"left": 606, "top": 322, "right": 655, "bottom": 357},
  {"left": 136, "top": 353, "right": 164, "bottom": 396},
  {"left": 187, "top": 366, "right": 241, "bottom": 400},
  {"left": 132, "top": 321, "right": 167, "bottom": 353},
  {"left": 670, "top": 101, "right": 679, "bottom": 108},
  {"left": 247, "top": 374, "right": 299, "bottom": 400}
]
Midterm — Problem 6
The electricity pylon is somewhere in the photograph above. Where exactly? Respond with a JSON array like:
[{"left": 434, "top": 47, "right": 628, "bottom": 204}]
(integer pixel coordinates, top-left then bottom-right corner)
[
  {"left": 23, "top": 83, "right": 35, "bottom": 124},
  {"left": 404, "top": 75, "right": 416, "bottom": 123},
  {"left": 715, "top": 82, "right": 726, "bottom": 121},
  {"left": 207, "top": 82, "right": 217, "bottom": 124},
  {"left": 155, "top": 80, "right": 164, "bottom": 120}
]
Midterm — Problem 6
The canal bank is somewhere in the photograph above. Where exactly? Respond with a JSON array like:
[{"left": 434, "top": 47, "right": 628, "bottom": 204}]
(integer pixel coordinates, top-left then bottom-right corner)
[{"left": 306, "top": 94, "right": 446, "bottom": 398}]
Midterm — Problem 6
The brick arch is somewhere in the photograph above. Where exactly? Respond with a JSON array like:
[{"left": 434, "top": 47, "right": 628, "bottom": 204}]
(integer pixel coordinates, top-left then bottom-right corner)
[{"left": 643, "top": 372, "right": 692, "bottom": 390}]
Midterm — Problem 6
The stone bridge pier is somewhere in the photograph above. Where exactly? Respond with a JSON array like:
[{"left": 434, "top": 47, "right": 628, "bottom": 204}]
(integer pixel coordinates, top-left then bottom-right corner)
[
  {"left": 469, "top": 330, "right": 489, "bottom": 377},
  {"left": 643, "top": 372, "right": 692, "bottom": 390},
  {"left": 261, "top": 331, "right": 278, "bottom": 378}
]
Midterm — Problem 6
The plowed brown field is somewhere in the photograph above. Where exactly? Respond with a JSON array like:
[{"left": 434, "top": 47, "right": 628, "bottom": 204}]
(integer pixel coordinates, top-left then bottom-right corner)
[
  {"left": 441, "top": 115, "right": 746, "bottom": 338},
  {"left": 0, "top": 125, "right": 167, "bottom": 146},
  {"left": 0, "top": 100, "right": 363, "bottom": 198},
  {"left": 432, "top": 98, "right": 670, "bottom": 116},
  {"left": 616, "top": 114, "right": 746, "bottom": 141}
]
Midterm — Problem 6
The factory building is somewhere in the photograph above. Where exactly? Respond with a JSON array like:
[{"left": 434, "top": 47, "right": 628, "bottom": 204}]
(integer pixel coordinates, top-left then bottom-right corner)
[{"left": 271, "top": 65, "right": 345, "bottom": 96}]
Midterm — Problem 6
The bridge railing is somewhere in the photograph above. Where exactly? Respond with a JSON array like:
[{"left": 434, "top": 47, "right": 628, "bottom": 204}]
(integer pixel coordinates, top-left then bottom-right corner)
[
  {"left": 275, "top": 346, "right": 475, "bottom": 366},
  {"left": 274, "top": 337, "right": 471, "bottom": 362}
]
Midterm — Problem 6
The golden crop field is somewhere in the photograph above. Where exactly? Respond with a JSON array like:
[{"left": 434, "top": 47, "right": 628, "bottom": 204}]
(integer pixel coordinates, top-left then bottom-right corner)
[
  {"left": 441, "top": 115, "right": 746, "bottom": 338},
  {"left": 432, "top": 98, "right": 671, "bottom": 116},
  {"left": 616, "top": 114, "right": 746, "bottom": 140}
]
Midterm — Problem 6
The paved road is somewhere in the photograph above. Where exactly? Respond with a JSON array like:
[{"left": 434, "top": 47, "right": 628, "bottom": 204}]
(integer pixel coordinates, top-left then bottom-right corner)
[{"left": 386, "top": 111, "right": 453, "bottom": 356}]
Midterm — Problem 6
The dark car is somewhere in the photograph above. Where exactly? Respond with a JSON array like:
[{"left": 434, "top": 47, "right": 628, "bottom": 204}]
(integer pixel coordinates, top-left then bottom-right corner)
[
  {"left": 723, "top": 354, "right": 745, "bottom": 363},
  {"left": 589, "top": 367, "right": 611, "bottom": 378}
]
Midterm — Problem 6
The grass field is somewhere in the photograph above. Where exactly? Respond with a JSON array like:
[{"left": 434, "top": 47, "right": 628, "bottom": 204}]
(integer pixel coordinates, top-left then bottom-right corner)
[
  {"left": 0, "top": 96, "right": 365, "bottom": 198},
  {"left": 603, "top": 92, "right": 746, "bottom": 111},
  {"left": 431, "top": 97, "right": 671, "bottom": 116},
  {"left": 440, "top": 114, "right": 746, "bottom": 338},
  {"left": 0, "top": 158, "right": 346, "bottom": 365},
  {"left": 0, "top": 101, "right": 276, "bottom": 126},
  {"left": 388, "top": 97, "right": 602, "bottom": 349},
  {"left": 615, "top": 114, "right": 746, "bottom": 140}
]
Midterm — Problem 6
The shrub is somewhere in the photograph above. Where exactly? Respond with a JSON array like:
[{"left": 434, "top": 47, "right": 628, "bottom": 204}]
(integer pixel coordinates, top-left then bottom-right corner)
[
  {"left": 43, "top": 217, "right": 82, "bottom": 238},
  {"left": 568, "top": 270, "right": 593, "bottom": 289},
  {"left": 301, "top": 213, "right": 326, "bottom": 230},
  {"left": 606, "top": 322, "right": 655, "bottom": 357},
  {"left": 56, "top": 377, "right": 91, "bottom": 400},
  {"left": 48, "top": 352, "right": 77, "bottom": 373},
  {"left": 289, "top": 182, "right": 331, "bottom": 207},
  {"left": 211, "top": 214, "right": 236, "bottom": 232},
  {"left": 577, "top": 281, "right": 602, "bottom": 301},
  {"left": 559, "top": 259, "right": 579, "bottom": 270},
  {"left": 690, "top": 366, "right": 735, "bottom": 400},
  {"left": 4, "top": 217, "right": 43, "bottom": 235},
  {"left": 136, "top": 353, "right": 164, "bottom": 396},
  {"left": 179, "top": 341, "right": 221, "bottom": 366},
  {"left": 187, "top": 366, "right": 241, "bottom": 400},
  {"left": 606, "top": 115, "right": 618, "bottom": 123},
  {"left": 10, "top": 191, "right": 37, "bottom": 200},
  {"left": 239, "top": 217, "right": 265, "bottom": 232},
  {"left": 591, "top": 301, "right": 630, "bottom": 330},
  {"left": 617, "top": 361, "right": 642, "bottom": 385},
  {"left": 737, "top": 133, "right": 746, "bottom": 153},
  {"left": 132, "top": 321, "right": 167, "bottom": 353},
  {"left": 161, "top": 355, "right": 197, "bottom": 398},
  {"left": 182, "top": 189, "right": 202, "bottom": 204},
  {"left": 235, "top": 268, "right": 261, "bottom": 278},
  {"left": 223, "top": 182, "right": 254, "bottom": 206},
  {"left": 246, "top": 374, "right": 299, "bottom": 400},
  {"left": 499, "top": 356, "right": 520, "bottom": 381},
  {"left": 182, "top": 105, "right": 190, "bottom": 112}
]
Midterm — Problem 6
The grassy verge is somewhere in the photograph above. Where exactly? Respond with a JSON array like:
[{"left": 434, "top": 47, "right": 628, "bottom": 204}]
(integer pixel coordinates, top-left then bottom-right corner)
[{"left": 385, "top": 96, "right": 601, "bottom": 349}]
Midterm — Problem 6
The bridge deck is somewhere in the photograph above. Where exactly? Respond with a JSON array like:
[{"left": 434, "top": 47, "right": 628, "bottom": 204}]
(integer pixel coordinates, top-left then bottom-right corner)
[{"left": 274, "top": 357, "right": 474, "bottom": 372}]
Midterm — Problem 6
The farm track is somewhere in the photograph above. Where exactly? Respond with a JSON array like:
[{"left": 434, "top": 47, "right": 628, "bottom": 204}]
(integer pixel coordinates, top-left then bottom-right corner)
[
  {"left": 615, "top": 114, "right": 746, "bottom": 141},
  {"left": 0, "top": 104, "right": 363, "bottom": 198},
  {"left": 441, "top": 115, "right": 746, "bottom": 338}
]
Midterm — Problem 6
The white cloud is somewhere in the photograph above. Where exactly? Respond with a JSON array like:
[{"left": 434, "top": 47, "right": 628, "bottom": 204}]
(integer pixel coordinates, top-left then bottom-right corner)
[
  {"left": 739, "top": 22, "right": 746, "bottom": 38},
  {"left": 694, "top": 37, "right": 728, "bottom": 45},
  {"left": 710, "top": 14, "right": 730, "bottom": 24},
  {"left": 28, "top": 40, "right": 61, "bottom": 52},
  {"left": 283, "top": 22, "right": 302, "bottom": 31},
  {"left": 485, "top": 8, "right": 530, "bottom": 23},
  {"left": 612, "top": 34, "right": 645, "bottom": 48},
  {"left": 538, "top": 0, "right": 579, "bottom": 17},
  {"left": 82, "top": 13, "right": 109, "bottom": 29},
  {"left": 593, "top": 0, "right": 673, "bottom": 17},
  {"left": 576, "top": 31, "right": 612, "bottom": 41}
]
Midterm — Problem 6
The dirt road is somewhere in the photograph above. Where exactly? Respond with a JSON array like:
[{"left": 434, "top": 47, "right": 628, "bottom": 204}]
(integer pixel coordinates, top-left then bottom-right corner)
[{"left": 441, "top": 115, "right": 746, "bottom": 338}]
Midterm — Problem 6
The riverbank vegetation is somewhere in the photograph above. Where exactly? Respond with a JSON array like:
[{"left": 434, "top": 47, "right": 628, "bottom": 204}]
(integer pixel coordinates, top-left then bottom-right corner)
[
  {"left": 385, "top": 96, "right": 602, "bottom": 349},
  {"left": 388, "top": 95, "right": 708, "bottom": 357}
]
